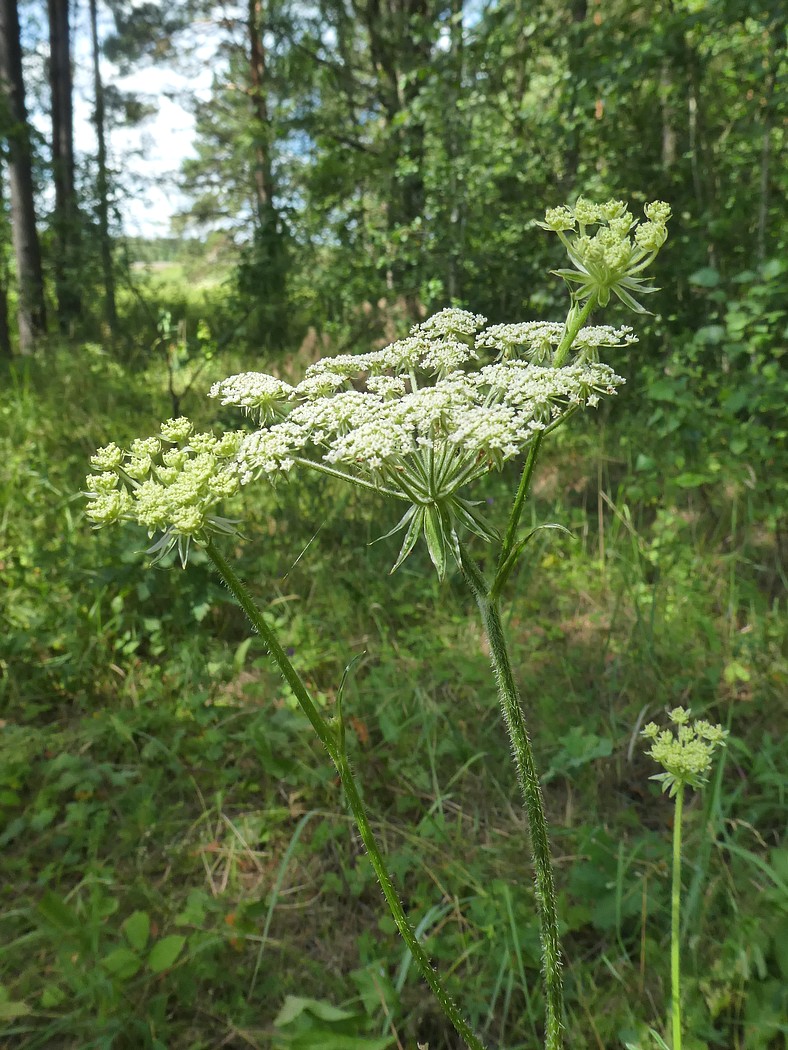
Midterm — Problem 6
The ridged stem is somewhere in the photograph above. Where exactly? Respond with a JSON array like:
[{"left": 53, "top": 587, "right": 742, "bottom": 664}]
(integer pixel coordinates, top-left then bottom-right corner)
[
  {"left": 204, "top": 538, "right": 486, "bottom": 1050},
  {"left": 460, "top": 544, "right": 564, "bottom": 1049},
  {"left": 671, "top": 785, "right": 684, "bottom": 1050}
]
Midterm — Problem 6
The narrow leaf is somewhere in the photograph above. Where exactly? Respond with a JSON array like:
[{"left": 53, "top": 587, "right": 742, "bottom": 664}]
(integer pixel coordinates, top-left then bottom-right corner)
[
  {"left": 373, "top": 503, "right": 417, "bottom": 544},
  {"left": 423, "top": 504, "right": 447, "bottom": 579},
  {"left": 389, "top": 507, "right": 424, "bottom": 573}
]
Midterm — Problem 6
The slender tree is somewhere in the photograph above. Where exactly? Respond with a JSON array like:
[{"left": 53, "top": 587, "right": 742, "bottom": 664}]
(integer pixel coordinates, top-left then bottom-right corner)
[
  {"left": 248, "top": 0, "right": 274, "bottom": 227},
  {"left": 48, "top": 0, "right": 81, "bottom": 329},
  {"left": 0, "top": 158, "right": 12, "bottom": 357},
  {"left": 89, "top": 0, "right": 117, "bottom": 335},
  {"left": 0, "top": 0, "right": 47, "bottom": 353}
]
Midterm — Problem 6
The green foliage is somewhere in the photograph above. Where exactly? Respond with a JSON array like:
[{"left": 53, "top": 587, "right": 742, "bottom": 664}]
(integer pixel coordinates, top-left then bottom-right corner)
[{"left": 2, "top": 342, "right": 785, "bottom": 1047}]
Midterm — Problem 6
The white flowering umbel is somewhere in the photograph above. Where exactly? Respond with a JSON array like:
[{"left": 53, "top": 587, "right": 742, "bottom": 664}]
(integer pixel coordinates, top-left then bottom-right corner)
[{"left": 209, "top": 311, "right": 627, "bottom": 577}]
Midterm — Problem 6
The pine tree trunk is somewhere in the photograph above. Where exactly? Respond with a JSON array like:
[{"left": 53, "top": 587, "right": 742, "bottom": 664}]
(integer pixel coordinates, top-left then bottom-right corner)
[
  {"left": 89, "top": 0, "right": 117, "bottom": 336},
  {"left": 0, "top": 163, "right": 12, "bottom": 357},
  {"left": 0, "top": 0, "right": 47, "bottom": 353},
  {"left": 48, "top": 0, "right": 81, "bottom": 329},
  {"left": 247, "top": 0, "right": 273, "bottom": 228}
]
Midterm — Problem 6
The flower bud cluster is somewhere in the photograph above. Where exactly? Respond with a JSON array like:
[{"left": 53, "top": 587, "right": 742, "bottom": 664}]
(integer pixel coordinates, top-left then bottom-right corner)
[
  {"left": 85, "top": 419, "right": 244, "bottom": 564},
  {"left": 642, "top": 707, "right": 728, "bottom": 796},
  {"left": 539, "top": 198, "right": 671, "bottom": 313}
]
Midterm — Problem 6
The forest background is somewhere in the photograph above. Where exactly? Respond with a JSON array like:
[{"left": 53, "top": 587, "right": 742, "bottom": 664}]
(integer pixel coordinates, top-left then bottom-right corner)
[{"left": 0, "top": 0, "right": 786, "bottom": 1047}]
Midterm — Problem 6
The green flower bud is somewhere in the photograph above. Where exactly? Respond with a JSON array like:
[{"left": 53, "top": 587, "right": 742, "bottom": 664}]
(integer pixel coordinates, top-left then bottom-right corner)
[
  {"left": 160, "top": 417, "right": 194, "bottom": 443},
  {"left": 539, "top": 206, "right": 576, "bottom": 232},
  {"left": 573, "top": 198, "right": 602, "bottom": 226}
]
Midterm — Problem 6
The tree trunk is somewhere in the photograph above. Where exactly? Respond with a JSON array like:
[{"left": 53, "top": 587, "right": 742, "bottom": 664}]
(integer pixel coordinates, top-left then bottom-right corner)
[
  {"left": 358, "top": 0, "right": 430, "bottom": 314},
  {"left": 445, "top": 0, "right": 464, "bottom": 302},
  {"left": 0, "top": 162, "right": 12, "bottom": 357},
  {"left": 247, "top": 0, "right": 273, "bottom": 229},
  {"left": 89, "top": 0, "right": 117, "bottom": 336},
  {"left": 244, "top": 0, "right": 289, "bottom": 348},
  {"left": 0, "top": 0, "right": 47, "bottom": 353},
  {"left": 562, "top": 0, "right": 588, "bottom": 190},
  {"left": 48, "top": 0, "right": 81, "bottom": 329}
]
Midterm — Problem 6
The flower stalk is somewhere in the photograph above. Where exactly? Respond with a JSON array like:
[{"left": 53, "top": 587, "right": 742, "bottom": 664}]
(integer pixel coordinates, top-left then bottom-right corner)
[
  {"left": 671, "top": 783, "right": 684, "bottom": 1050},
  {"left": 642, "top": 708, "right": 728, "bottom": 1049},
  {"left": 204, "top": 538, "right": 486, "bottom": 1050},
  {"left": 460, "top": 544, "right": 563, "bottom": 1049}
]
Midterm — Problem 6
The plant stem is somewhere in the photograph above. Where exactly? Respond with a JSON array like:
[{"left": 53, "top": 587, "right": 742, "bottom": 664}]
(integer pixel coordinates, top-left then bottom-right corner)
[
  {"left": 552, "top": 293, "right": 598, "bottom": 368},
  {"left": 671, "top": 785, "right": 684, "bottom": 1050},
  {"left": 498, "top": 292, "right": 598, "bottom": 570},
  {"left": 294, "top": 456, "right": 406, "bottom": 501},
  {"left": 460, "top": 543, "right": 564, "bottom": 1049},
  {"left": 206, "top": 538, "right": 338, "bottom": 757},
  {"left": 336, "top": 755, "right": 487, "bottom": 1050},
  {"left": 204, "top": 538, "right": 486, "bottom": 1050},
  {"left": 497, "top": 431, "right": 544, "bottom": 572}
]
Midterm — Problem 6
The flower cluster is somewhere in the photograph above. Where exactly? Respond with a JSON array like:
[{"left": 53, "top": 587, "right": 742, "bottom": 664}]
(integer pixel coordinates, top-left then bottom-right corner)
[
  {"left": 86, "top": 199, "right": 670, "bottom": 574},
  {"left": 642, "top": 707, "right": 728, "bottom": 796},
  {"left": 210, "top": 311, "right": 628, "bottom": 574},
  {"left": 477, "top": 321, "right": 636, "bottom": 365},
  {"left": 539, "top": 198, "right": 671, "bottom": 312},
  {"left": 86, "top": 309, "right": 628, "bottom": 574},
  {"left": 85, "top": 419, "right": 244, "bottom": 565}
]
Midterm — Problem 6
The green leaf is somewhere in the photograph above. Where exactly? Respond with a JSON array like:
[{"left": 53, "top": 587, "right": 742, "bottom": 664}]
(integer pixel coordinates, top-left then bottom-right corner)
[
  {"left": 389, "top": 506, "right": 424, "bottom": 574},
  {"left": 102, "top": 946, "right": 142, "bottom": 980},
  {"left": 147, "top": 934, "right": 186, "bottom": 973},
  {"left": 0, "top": 999, "right": 31, "bottom": 1020},
  {"left": 122, "top": 910, "right": 151, "bottom": 951},
  {"left": 689, "top": 267, "right": 720, "bottom": 287},
  {"left": 674, "top": 472, "right": 713, "bottom": 488},
  {"left": 109, "top": 713, "right": 134, "bottom": 743},
  {"left": 233, "top": 636, "right": 254, "bottom": 671},
  {"left": 646, "top": 379, "right": 682, "bottom": 402},
  {"left": 274, "top": 995, "right": 356, "bottom": 1027},
  {"left": 37, "top": 890, "right": 78, "bottom": 932},
  {"left": 40, "top": 984, "right": 66, "bottom": 1008}
]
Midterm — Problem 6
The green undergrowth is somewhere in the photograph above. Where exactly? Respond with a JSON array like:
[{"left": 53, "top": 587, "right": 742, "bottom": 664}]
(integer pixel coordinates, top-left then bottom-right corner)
[{"left": 1, "top": 350, "right": 785, "bottom": 1049}]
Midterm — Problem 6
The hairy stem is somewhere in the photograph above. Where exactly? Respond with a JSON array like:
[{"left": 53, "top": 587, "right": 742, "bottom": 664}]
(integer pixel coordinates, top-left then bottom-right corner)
[
  {"left": 460, "top": 544, "right": 564, "bottom": 1049},
  {"left": 672, "top": 785, "right": 684, "bottom": 1050},
  {"left": 204, "top": 538, "right": 486, "bottom": 1050},
  {"left": 337, "top": 756, "right": 487, "bottom": 1050}
]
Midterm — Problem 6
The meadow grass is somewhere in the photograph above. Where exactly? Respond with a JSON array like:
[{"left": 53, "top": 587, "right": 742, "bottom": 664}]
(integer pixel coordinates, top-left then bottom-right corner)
[{"left": 1, "top": 348, "right": 785, "bottom": 1049}]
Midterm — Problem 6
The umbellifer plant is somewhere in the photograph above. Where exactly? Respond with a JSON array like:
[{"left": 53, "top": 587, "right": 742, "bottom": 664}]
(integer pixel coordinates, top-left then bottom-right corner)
[
  {"left": 86, "top": 198, "right": 671, "bottom": 1049},
  {"left": 631, "top": 709, "right": 728, "bottom": 1050}
]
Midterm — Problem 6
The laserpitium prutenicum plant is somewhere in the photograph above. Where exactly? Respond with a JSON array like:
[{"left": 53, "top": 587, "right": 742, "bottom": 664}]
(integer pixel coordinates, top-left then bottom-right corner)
[{"left": 86, "top": 199, "right": 671, "bottom": 1049}]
